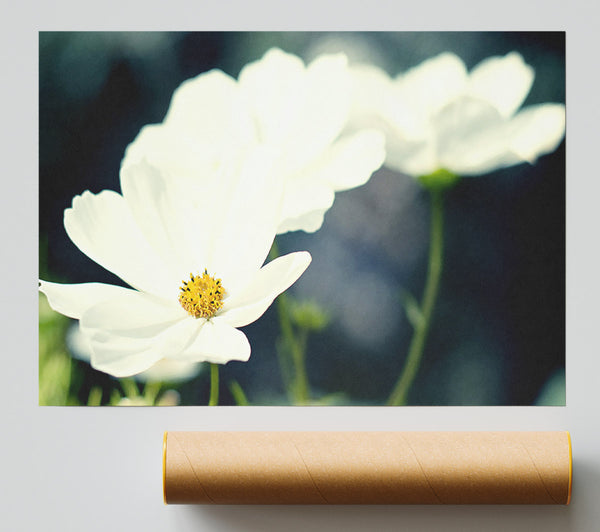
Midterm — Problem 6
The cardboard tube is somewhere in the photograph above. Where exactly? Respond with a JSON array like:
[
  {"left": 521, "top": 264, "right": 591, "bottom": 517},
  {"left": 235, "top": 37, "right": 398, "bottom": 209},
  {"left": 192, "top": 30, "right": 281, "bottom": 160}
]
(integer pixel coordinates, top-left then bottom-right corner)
[{"left": 163, "top": 431, "right": 572, "bottom": 505}]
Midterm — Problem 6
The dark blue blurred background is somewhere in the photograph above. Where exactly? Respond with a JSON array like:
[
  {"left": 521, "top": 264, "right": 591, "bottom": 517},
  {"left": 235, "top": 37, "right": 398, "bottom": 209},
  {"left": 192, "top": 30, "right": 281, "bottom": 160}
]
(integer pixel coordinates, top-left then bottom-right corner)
[{"left": 39, "top": 32, "right": 565, "bottom": 405}]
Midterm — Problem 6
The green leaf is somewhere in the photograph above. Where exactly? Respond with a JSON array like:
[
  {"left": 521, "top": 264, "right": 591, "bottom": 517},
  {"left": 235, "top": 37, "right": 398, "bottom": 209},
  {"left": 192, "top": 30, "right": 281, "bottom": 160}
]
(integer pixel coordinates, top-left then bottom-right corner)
[
  {"left": 87, "top": 386, "right": 103, "bottom": 406},
  {"left": 229, "top": 380, "right": 250, "bottom": 406},
  {"left": 400, "top": 289, "right": 423, "bottom": 329}
]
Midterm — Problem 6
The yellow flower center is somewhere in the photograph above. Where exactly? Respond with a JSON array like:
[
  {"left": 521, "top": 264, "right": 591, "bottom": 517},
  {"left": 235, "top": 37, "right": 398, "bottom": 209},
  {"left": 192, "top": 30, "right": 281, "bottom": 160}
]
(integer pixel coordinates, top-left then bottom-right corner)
[{"left": 178, "top": 269, "right": 226, "bottom": 319}]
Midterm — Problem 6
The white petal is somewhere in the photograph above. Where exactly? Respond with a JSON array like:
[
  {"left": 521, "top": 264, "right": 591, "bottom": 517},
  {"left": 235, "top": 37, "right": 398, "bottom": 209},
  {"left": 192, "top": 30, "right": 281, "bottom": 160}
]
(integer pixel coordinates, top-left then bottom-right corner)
[
  {"left": 163, "top": 69, "right": 256, "bottom": 153},
  {"left": 239, "top": 49, "right": 350, "bottom": 176},
  {"left": 398, "top": 52, "right": 468, "bottom": 119},
  {"left": 87, "top": 321, "right": 197, "bottom": 378},
  {"left": 294, "top": 52, "right": 351, "bottom": 166},
  {"left": 80, "top": 289, "right": 186, "bottom": 332},
  {"left": 277, "top": 174, "right": 334, "bottom": 234},
  {"left": 349, "top": 63, "right": 393, "bottom": 121},
  {"left": 63, "top": 190, "right": 175, "bottom": 298},
  {"left": 89, "top": 336, "right": 167, "bottom": 377},
  {"left": 348, "top": 68, "right": 432, "bottom": 176},
  {"left": 208, "top": 147, "right": 284, "bottom": 292},
  {"left": 238, "top": 48, "right": 306, "bottom": 144},
  {"left": 121, "top": 123, "right": 220, "bottom": 180},
  {"left": 66, "top": 322, "right": 203, "bottom": 383},
  {"left": 506, "top": 103, "right": 566, "bottom": 163},
  {"left": 119, "top": 161, "right": 198, "bottom": 277},
  {"left": 39, "top": 280, "right": 135, "bottom": 319},
  {"left": 173, "top": 317, "right": 250, "bottom": 364},
  {"left": 220, "top": 251, "right": 312, "bottom": 328},
  {"left": 136, "top": 358, "right": 203, "bottom": 383},
  {"left": 468, "top": 52, "right": 534, "bottom": 118},
  {"left": 391, "top": 141, "right": 439, "bottom": 177},
  {"left": 433, "top": 96, "right": 510, "bottom": 175},
  {"left": 437, "top": 100, "right": 565, "bottom": 176},
  {"left": 80, "top": 293, "right": 199, "bottom": 377},
  {"left": 276, "top": 208, "right": 328, "bottom": 235},
  {"left": 350, "top": 63, "right": 427, "bottom": 143},
  {"left": 273, "top": 130, "right": 384, "bottom": 233},
  {"left": 315, "top": 129, "right": 385, "bottom": 192}
]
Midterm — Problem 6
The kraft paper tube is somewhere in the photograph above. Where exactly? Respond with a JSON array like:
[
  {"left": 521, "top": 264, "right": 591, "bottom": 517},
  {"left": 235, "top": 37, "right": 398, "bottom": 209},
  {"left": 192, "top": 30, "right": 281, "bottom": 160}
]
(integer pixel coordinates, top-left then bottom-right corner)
[{"left": 163, "top": 431, "right": 572, "bottom": 505}]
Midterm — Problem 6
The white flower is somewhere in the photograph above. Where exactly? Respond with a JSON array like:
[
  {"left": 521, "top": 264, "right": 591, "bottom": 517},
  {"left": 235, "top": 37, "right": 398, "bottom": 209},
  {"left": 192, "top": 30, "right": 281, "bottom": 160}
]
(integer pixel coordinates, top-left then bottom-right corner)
[
  {"left": 40, "top": 151, "right": 311, "bottom": 378},
  {"left": 350, "top": 52, "right": 565, "bottom": 177},
  {"left": 121, "top": 48, "right": 386, "bottom": 234}
]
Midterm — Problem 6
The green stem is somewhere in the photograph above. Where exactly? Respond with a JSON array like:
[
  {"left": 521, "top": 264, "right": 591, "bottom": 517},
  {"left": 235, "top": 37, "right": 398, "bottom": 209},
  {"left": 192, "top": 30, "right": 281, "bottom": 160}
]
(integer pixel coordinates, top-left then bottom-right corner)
[
  {"left": 387, "top": 188, "right": 445, "bottom": 406},
  {"left": 270, "top": 240, "right": 310, "bottom": 404},
  {"left": 277, "top": 292, "right": 310, "bottom": 404},
  {"left": 229, "top": 380, "right": 250, "bottom": 406},
  {"left": 120, "top": 378, "right": 140, "bottom": 399},
  {"left": 143, "top": 381, "right": 162, "bottom": 405},
  {"left": 208, "top": 363, "right": 219, "bottom": 406}
]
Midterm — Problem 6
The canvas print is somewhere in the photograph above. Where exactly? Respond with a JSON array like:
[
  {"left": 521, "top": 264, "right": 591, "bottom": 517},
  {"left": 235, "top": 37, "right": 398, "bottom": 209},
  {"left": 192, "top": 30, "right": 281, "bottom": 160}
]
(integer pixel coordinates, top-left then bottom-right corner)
[{"left": 39, "top": 31, "right": 565, "bottom": 406}]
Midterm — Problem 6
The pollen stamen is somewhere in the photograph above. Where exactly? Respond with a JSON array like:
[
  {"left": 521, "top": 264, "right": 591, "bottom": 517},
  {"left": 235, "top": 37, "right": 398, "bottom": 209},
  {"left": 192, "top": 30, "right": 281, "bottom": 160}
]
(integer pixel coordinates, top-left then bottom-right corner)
[{"left": 178, "top": 270, "right": 226, "bottom": 318}]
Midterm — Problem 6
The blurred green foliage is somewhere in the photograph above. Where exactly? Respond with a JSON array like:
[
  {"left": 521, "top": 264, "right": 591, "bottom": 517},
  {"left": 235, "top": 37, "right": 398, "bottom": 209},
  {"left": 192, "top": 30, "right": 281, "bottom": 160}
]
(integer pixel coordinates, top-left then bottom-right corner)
[{"left": 39, "top": 295, "right": 77, "bottom": 405}]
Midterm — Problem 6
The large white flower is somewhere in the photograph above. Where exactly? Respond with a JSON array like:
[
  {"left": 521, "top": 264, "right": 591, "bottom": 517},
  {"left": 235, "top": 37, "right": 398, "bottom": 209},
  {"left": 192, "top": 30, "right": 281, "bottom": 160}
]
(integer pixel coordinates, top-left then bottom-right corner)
[
  {"left": 121, "top": 48, "right": 386, "bottom": 234},
  {"left": 40, "top": 151, "right": 311, "bottom": 378},
  {"left": 350, "top": 51, "right": 565, "bottom": 177}
]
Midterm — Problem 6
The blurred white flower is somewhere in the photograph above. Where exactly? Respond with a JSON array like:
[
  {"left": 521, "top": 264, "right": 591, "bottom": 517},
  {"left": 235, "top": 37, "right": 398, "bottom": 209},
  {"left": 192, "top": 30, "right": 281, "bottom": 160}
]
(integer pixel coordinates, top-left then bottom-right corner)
[
  {"left": 238, "top": 48, "right": 386, "bottom": 232},
  {"left": 350, "top": 51, "right": 565, "bottom": 177},
  {"left": 66, "top": 322, "right": 204, "bottom": 383},
  {"left": 40, "top": 153, "right": 311, "bottom": 378},
  {"left": 122, "top": 48, "right": 385, "bottom": 234}
]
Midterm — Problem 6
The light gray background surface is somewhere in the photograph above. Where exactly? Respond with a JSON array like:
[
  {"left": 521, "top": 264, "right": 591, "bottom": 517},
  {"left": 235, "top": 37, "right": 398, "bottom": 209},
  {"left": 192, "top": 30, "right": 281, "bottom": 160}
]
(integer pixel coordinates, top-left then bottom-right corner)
[{"left": 3, "top": 1, "right": 599, "bottom": 530}]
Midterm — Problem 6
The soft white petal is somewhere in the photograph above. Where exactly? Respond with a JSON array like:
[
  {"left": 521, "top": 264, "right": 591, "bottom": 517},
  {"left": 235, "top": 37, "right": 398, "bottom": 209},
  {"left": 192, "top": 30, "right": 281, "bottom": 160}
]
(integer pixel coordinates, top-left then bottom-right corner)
[
  {"left": 88, "top": 334, "right": 167, "bottom": 378},
  {"left": 173, "top": 317, "right": 251, "bottom": 364},
  {"left": 388, "top": 140, "right": 439, "bottom": 177},
  {"left": 39, "top": 280, "right": 135, "bottom": 320},
  {"left": 121, "top": 124, "right": 221, "bottom": 180},
  {"left": 397, "top": 52, "right": 468, "bottom": 119},
  {"left": 315, "top": 129, "right": 385, "bottom": 191},
  {"left": 293, "top": 53, "right": 351, "bottom": 166},
  {"left": 273, "top": 130, "right": 384, "bottom": 233},
  {"left": 220, "top": 251, "right": 312, "bottom": 328},
  {"left": 505, "top": 103, "right": 566, "bottom": 163},
  {"left": 276, "top": 208, "right": 328, "bottom": 235},
  {"left": 162, "top": 69, "right": 256, "bottom": 152},
  {"left": 136, "top": 358, "right": 203, "bottom": 383},
  {"left": 87, "top": 319, "right": 198, "bottom": 378},
  {"left": 238, "top": 48, "right": 306, "bottom": 144},
  {"left": 119, "top": 161, "right": 198, "bottom": 277},
  {"left": 63, "top": 190, "right": 175, "bottom": 298},
  {"left": 277, "top": 177, "right": 334, "bottom": 234},
  {"left": 350, "top": 64, "right": 427, "bottom": 145},
  {"left": 348, "top": 66, "right": 432, "bottom": 175},
  {"left": 208, "top": 147, "right": 284, "bottom": 292},
  {"left": 66, "top": 322, "right": 202, "bottom": 383},
  {"left": 80, "top": 290, "right": 186, "bottom": 333},
  {"left": 468, "top": 52, "right": 534, "bottom": 118},
  {"left": 81, "top": 293, "right": 199, "bottom": 377},
  {"left": 436, "top": 100, "right": 566, "bottom": 176},
  {"left": 433, "top": 96, "right": 509, "bottom": 175},
  {"left": 349, "top": 63, "right": 393, "bottom": 121},
  {"left": 239, "top": 48, "right": 351, "bottom": 176},
  {"left": 441, "top": 131, "right": 524, "bottom": 176}
]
